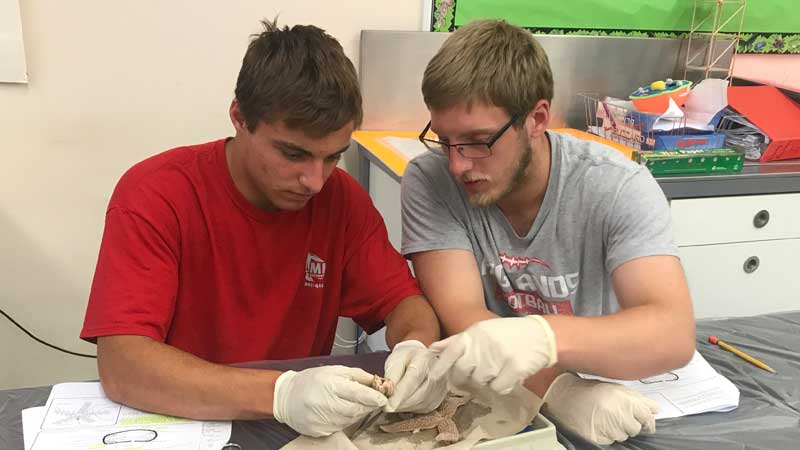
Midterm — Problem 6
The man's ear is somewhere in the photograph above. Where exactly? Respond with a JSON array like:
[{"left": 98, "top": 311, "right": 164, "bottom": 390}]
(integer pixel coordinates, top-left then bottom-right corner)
[
  {"left": 229, "top": 99, "right": 248, "bottom": 133},
  {"left": 524, "top": 99, "right": 551, "bottom": 140}
]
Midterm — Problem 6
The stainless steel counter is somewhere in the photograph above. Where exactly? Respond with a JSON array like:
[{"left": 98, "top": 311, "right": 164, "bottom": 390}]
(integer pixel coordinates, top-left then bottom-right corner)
[
  {"left": 657, "top": 160, "right": 800, "bottom": 199},
  {"left": 356, "top": 141, "right": 800, "bottom": 200}
]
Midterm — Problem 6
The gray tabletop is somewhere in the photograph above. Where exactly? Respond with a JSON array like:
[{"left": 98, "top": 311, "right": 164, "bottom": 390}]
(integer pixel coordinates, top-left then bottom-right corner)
[{"left": 2, "top": 312, "right": 799, "bottom": 450}]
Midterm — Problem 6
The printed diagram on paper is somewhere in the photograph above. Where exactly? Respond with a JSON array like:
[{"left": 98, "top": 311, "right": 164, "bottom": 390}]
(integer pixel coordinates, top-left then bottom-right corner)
[
  {"left": 579, "top": 351, "right": 739, "bottom": 419},
  {"left": 45, "top": 398, "right": 119, "bottom": 427},
  {"left": 23, "top": 382, "right": 231, "bottom": 450}
]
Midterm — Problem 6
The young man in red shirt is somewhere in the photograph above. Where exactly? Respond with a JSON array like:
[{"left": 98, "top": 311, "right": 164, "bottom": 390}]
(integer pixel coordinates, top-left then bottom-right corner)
[{"left": 80, "top": 20, "right": 445, "bottom": 437}]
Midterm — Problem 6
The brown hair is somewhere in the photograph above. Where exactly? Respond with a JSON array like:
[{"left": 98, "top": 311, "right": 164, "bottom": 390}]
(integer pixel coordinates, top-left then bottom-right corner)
[
  {"left": 234, "top": 19, "right": 362, "bottom": 137},
  {"left": 422, "top": 19, "right": 553, "bottom": 120}
]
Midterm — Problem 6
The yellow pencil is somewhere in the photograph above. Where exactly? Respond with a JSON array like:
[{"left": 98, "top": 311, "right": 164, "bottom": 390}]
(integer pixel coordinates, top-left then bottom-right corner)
[{"left": 709, "top": 335, "right": 776, "bottom": 374}]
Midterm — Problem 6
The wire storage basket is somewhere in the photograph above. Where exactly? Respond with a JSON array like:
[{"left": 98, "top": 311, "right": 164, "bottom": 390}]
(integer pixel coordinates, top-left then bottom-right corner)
[
  {"left": 581, "top": 93, "right": 694, "bottom": 151},
  {"left": 580, "top": 93, "right": 744, "bottom": 175}
]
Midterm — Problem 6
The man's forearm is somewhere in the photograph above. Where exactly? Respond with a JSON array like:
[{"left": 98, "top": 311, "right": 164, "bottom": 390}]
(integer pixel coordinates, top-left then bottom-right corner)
[
  {"left": 440, "top": 307, "right": 497, "bottom": 336},
  {"left": 546, "top": 304, "right": 695, "bottom": 380},
  {"left": 98, "top": 335, "right": 280, "bottom": 420},
  {"left": 523, "top": 367, "right": 563, "bottom": 397},
  {"left": 384, "top": 295, "right": 441, "bottom": 347}
]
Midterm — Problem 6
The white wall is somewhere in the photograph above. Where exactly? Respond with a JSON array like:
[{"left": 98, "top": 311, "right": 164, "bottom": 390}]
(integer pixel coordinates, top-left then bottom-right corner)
[{"left": 0, "top": 0, "right": 423, "bottom": 389}]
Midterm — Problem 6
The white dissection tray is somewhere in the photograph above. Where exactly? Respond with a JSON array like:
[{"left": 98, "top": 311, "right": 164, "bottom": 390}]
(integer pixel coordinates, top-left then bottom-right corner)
[{"left": 474, "top": 414, "right": 566, "bottom": 450}]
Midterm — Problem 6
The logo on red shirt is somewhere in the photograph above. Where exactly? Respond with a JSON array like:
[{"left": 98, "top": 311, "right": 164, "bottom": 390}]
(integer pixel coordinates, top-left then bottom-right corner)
[{"left": 304, "top": 253, "right": 326, "bottom": 288}]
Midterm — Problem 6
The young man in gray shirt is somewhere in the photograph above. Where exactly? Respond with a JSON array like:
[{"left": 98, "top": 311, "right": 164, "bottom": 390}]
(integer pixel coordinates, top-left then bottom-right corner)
[{"left": 402, "top": 19, "right": 695, "bottom": 445}]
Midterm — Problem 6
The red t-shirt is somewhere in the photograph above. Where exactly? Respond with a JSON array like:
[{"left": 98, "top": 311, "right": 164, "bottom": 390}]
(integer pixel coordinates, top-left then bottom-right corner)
[{"left": 80, "top": 138, "right": 421, "bottom": 364}]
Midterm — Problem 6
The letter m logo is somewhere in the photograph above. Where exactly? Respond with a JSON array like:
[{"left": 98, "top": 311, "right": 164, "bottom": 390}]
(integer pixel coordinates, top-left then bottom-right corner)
[{"left": 305, "top": 253, "right": 326, "bottom": 283}]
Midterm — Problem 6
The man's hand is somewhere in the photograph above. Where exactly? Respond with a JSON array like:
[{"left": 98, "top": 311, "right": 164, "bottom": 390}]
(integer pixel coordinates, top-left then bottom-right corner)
[
  {"left": 272, "top": 366, "right": 387, "bottom": 437},
  {"left": 384, "top": 340, "right": 448, "bottom": 413},
  {"left": 543, "top": 373, "right": 659, "bottom": 445},
  {"left": 429, "top": 315, "right": 557, "bottom": 394}
]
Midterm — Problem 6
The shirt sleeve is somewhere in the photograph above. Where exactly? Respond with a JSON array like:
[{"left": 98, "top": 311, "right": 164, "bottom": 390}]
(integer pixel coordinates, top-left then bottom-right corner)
[
  {"left": 604, "top": 167, "right": 679, "bottom": 273},
  {"left": 339, "top": 177, "right": 423, "bottom": 334},
  {"left": 80, "top": 188, "right": 180, "bottom": 344},
  {"left": 400, "top": 157, "right": 474, "bottom": 257}
]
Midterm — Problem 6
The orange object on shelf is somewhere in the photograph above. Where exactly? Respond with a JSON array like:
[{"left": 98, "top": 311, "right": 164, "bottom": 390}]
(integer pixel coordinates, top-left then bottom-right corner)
[
  {"left": 727, "top": 85, "right": 800, "bottom": 162},
  {"left": 555, "top": 128, "right": 634, "bottom": 160},
  {"left": 630, "top": 80, "right": 693, "bottom": 114}
]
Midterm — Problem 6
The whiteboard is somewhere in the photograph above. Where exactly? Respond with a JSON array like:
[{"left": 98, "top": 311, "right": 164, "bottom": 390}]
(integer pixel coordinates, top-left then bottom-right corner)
[{"left": 0, "top": 0, "right": 27, "bottom": 83}]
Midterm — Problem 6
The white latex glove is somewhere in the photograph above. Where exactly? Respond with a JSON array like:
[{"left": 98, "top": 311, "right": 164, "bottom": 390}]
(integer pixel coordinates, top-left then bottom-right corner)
[
  {"left": 543, "top": 373, "right": 659, "bottom": 445},
  {"left": 429, "top": 315, "right": 557, "bottom": 395},
  {"left": 272, "top": 365, "right": 387, "bottom": 437},
  {"left": 383, "top": 340, "right": 448, "bottom": 413}
]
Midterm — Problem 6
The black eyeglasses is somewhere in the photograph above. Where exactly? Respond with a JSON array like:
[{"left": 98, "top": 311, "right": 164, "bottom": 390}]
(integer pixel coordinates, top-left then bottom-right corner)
[{"left": 418, "top": 115, "right": 518, "bottom": 159}]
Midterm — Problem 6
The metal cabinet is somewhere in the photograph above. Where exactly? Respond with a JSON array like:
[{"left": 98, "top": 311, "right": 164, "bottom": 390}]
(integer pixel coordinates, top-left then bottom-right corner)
[{"left": 670, "top": 193, "right": 800, "bottom": 318}]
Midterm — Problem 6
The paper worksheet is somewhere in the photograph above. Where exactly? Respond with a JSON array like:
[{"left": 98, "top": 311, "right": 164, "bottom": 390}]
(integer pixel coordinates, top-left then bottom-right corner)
[
  {"left": 579, "top": 351, "right": 740, "bottom": 419},
  {"left": 22, "top": 382, "right": 231, "bottom": 450},
  {"left": 379, "top": 136, "right": 429, "bottom": 162}
]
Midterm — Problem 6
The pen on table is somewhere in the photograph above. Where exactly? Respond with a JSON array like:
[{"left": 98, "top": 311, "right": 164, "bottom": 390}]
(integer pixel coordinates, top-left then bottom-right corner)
[{"left": 708, "top": 335, "right": 776, "bottom": 374}]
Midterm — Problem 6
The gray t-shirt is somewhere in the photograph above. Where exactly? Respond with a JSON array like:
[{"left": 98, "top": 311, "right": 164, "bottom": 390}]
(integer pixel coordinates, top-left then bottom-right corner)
[{"left": 401, "top": 131, "right": 678, "bottom": 317}]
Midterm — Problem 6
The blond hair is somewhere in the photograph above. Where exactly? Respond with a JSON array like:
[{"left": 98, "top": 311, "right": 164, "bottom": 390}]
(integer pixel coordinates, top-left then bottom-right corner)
[{"left": 422, "top": 19, "right": 553, "bottom": 119}]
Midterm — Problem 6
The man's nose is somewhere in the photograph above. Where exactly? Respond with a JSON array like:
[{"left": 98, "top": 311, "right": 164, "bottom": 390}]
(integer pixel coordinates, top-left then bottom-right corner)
[
  {"left": 299, "top": 160, "right": 325, "bottom": 194},
  {"left": 448, "top": 147, "right": 473, "bottom": 176}
]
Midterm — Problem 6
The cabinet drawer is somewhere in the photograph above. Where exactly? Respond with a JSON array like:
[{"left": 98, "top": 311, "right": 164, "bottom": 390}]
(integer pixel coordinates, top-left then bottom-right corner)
[
  {"left": 670, "top": 193, "right": 800, "bottom": 246},
  {"left": 679, "top": 238, "right": 800, "bottom": 319}
]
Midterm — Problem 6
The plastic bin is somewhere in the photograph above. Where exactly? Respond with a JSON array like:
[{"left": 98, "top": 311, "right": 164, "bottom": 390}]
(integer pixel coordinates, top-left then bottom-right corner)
[{"left": 474, "top": 414, "right": 566, "bottom": 450}]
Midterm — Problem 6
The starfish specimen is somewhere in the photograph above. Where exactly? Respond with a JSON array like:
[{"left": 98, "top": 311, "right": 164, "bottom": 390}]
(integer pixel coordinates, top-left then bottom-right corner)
[
  {"left": 379, "top": 395, "right": 470, "bottom": 444},
  {"left": 371, "top": 375, "right": 395, "bottom": 397}
]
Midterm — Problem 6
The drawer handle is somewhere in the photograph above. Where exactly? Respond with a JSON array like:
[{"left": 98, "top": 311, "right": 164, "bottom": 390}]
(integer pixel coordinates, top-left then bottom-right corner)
[
  {"left": 753, "top": 210, "right": 770, "bottom": 228},
  {"left": 743, "top": 256, "right": 760, "bottom": 274}
]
